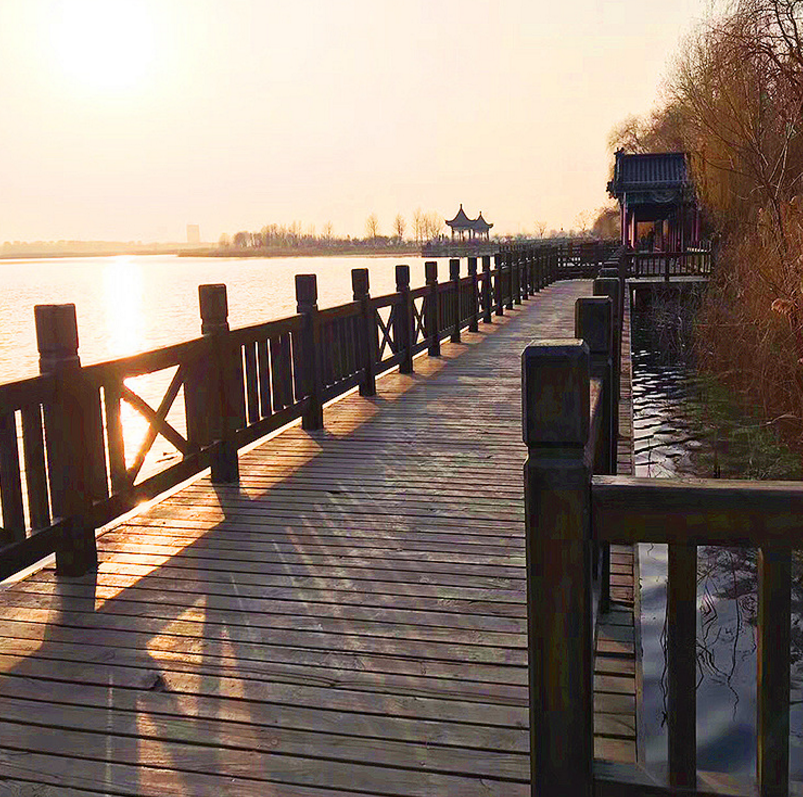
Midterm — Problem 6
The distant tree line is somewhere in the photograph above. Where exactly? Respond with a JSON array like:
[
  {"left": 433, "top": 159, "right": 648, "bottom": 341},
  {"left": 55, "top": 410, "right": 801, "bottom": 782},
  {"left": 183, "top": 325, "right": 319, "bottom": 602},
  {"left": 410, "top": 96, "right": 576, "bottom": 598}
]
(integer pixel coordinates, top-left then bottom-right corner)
[{"left": 219, "top": 208, "right": 449, "bottom": 251}]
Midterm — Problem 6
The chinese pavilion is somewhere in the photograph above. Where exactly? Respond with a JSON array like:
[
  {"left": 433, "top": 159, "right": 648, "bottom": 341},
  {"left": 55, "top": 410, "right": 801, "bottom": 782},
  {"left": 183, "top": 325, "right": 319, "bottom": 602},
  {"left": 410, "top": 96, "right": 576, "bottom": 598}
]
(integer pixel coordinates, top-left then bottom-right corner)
[
  {"left": 607, "top": 150, "right": 701, "bottom": 250},
  {"left": 445, "top": 205, "right": 494, "bottom": 241}
]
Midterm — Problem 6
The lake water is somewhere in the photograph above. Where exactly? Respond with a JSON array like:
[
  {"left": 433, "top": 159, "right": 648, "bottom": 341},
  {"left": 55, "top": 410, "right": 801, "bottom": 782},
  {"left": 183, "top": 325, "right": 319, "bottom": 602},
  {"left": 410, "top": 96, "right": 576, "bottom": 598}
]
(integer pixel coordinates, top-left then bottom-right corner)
[
  {"left": 631, "top": 303, "right": 803, "bottom": 781},
  {"left": 0, "top": 253, "right": 442, "bottom": 383},
  {"left": 0, "top": 253, "right": 437, "bottom": 475}
]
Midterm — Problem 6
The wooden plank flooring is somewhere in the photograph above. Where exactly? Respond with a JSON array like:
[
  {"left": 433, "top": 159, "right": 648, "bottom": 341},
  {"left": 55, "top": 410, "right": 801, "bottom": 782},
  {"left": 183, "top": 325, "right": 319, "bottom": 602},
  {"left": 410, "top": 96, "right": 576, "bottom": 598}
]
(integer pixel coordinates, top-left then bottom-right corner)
[{"left": 0, "top": 280, "right": 637, "bottom": 796}]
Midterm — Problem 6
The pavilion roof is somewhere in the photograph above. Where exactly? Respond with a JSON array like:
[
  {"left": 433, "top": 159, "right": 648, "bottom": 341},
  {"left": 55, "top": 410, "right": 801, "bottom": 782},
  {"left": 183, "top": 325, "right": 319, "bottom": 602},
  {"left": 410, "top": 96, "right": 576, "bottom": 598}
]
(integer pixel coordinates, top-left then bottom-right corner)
[
  {"left": 473, "top": 212, "right": 493, "bottom": 231},
  {"left": 608, "top": 151, "right": 690, "bottom": 197},
  {"left": 445, "top": 205, "right": 494, "bottom": 231},
  {"left": 446, "top": 204, "right": 474, "bottom": 228}
]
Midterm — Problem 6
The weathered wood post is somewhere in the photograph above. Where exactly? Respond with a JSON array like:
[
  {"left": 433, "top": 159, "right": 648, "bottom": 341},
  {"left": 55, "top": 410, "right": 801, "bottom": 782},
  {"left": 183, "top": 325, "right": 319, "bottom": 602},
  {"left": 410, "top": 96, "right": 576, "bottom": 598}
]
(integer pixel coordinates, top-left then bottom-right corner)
[
  {"left": 396, "top": 264, "right": 414, "bottom": 374},
  {"left": 593, "top": 274, "right": 621, "bottom": 456},
  {"left": 35, "top": 304, "right": 99, "bottom": 576},
  {"left": 575, "top": 296, "right": 614, "bottom": 611},
  {"left": 352, "top": 268, "right": 376, "bottom": 396},
  {"left": 667, "top": 542, "right": 697, "bottom": 789},
  {"left": 482, "top": 255, "right": 493, "bottom": 323},
  {"left": 506, "top": 251, "right": 515, "bottom": 310},
  {"left": 450, "top": 259, "right": 461, "bottom": 343},
  {"left": 535, "top": 249, "right": 543, "bottom": 291},
  {"left": 295, "top": 275, "right": 324, "bottom": 430},
  {"left": 757, "top": 546, "right": 791, "bottom": 797},
  {"left": 494, "top": 253, "right": 504, "bottom": 316},
  {"left": 467, "top": 257, "right": 479, "bottom": 332},
  {"left": 523, "top": 339, "right": 593, "bottom": 797},
  {"left": 425, "top": 261, "right": 441, "bottom": 356},
  {"left": 198, "top": 284, "right": 241, "bottom": 483}
]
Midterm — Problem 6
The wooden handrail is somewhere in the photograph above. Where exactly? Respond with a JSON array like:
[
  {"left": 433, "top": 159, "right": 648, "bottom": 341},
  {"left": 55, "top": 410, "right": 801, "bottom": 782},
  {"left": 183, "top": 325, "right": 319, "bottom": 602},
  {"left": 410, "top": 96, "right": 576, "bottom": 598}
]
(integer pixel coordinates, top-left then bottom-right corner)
[
  {"left": 0, "top": 244, "right": 565, "bottom": 582},
  {"left": 523, "top": 241, "right": 793, "bottom": 797}
]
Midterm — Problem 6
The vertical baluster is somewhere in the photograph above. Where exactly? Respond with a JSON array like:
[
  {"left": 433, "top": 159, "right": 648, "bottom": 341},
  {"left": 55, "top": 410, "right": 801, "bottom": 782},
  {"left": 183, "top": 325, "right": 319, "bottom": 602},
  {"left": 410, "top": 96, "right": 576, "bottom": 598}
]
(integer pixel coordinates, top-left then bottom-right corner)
[
  {"left": 257, "top": 339, "right": 272, "bottom": 417},
  {"left": 449, "top": 259, "right": 461, "bottom": 343},
  {"left": 278, "top": 333, "right": 294, "bottom": 408},
  {"left": 20, "top": 403, "right": 50, "bottom": 530},
  {"left": 757, "top": 546, "right": 791, "bottom": 797},
  {"left": 243, "top": 341, "right": 259, "bottom": 423},
  {"left": 0, "top": 411, "right": 25, "bottom": 541},
  {"left": 103, "top": 380, "right": 128, "bottom": 494},
  {"left": 667, "top": 543, "right": 697, "bottom": 788}
]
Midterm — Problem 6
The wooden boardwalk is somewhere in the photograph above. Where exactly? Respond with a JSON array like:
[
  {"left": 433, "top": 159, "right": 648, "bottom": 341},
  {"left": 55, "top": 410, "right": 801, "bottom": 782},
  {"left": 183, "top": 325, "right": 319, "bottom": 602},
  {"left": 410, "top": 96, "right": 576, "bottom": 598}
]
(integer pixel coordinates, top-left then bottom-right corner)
[{"left": 0, "top": 279, "right": 637, "bottom": 796}]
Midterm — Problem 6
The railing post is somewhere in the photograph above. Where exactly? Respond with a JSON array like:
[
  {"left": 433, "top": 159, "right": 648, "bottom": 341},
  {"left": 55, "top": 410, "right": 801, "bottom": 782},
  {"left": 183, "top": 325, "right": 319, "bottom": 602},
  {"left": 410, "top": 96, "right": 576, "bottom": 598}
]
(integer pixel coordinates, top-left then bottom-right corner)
[
  {"left": 667, "top": 542, "right": 697, "bottom": 788},
  {"left": 449, "top": 258, "right": 461, "bottom": 343},
  {"left": 424, "top": 261, "right": 441, "bottom": 356},
  {"left": 494, "top": 253, "right": 504, "bottom": 316},
  {"left": 395, "top": 264, "right": 413, "bottom": 374},
  {"left": 593, "top": 275, "right": 621, "bottom": 457},
  {"left": 482, "top": 255, "right": 493, "bottom": 323},
  {"left": 352, "top": 268, "right": 376, "bottom": 396},
  {"left": 757, "top": 545, "right": 791, "bottom": 797},
  {"left": 295, "top": 275, "right": 324, "bottom": 430},
  {"left": 506, "top": 251, "right": 515, "bottom": 309},
  {"left": 198, "top": 284, "right": 241, "bottom": 483},
  {"left": 523, "top": 339, "right": 593, "bottom": 797},
  {"left": 35, "top": 304, "right": 98, "bottom": 576},
  {"left": 468, "top": 257, "right": 479, "bottom": 332},
  {"left": 575, "top": 296, "right": 614, "bottom": 612}
]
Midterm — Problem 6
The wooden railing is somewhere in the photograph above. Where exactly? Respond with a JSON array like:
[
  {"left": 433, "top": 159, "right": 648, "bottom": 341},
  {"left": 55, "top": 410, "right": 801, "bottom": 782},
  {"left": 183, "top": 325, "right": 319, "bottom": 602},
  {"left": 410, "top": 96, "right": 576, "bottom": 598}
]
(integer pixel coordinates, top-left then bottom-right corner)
[
  {"left": 626, "top": 249, "right": 713, "bottom": 281},
  {"left": 0, "top": 245, "right": 561, "bottom": 581},
  {"left": 524, "top": 253, "right": 800, "bottom": 797}
]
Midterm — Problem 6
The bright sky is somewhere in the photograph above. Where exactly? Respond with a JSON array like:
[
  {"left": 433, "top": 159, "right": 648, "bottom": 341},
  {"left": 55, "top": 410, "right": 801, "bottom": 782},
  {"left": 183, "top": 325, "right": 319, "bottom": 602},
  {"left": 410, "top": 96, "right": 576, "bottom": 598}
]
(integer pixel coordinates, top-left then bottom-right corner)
[{"left": 0, "top": 0, "right": 709, "bottom": 242}]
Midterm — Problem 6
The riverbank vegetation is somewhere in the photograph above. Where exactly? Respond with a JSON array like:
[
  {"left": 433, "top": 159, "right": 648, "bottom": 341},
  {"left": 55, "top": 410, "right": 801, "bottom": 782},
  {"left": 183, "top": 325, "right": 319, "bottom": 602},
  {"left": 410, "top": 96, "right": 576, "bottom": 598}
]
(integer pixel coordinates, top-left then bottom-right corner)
[{"left": 614, "top": 0, "right": 803, "bottom": 458}]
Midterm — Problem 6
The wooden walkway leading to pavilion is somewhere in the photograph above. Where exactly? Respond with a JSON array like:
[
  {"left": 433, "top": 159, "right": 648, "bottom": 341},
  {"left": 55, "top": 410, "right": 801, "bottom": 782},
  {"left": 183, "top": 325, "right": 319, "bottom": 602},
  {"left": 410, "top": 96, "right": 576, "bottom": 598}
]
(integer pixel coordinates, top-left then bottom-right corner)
[{"left": 0, "top": 280, "right": 638, "bottom": 796}]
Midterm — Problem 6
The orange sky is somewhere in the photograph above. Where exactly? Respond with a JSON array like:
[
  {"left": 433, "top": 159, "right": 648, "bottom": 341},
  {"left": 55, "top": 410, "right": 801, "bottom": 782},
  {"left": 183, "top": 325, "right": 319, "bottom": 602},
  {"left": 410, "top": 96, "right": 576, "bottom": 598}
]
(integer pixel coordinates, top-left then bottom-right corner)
[{"left": 0, "top": 0, "right": 709, "bottom": 241}]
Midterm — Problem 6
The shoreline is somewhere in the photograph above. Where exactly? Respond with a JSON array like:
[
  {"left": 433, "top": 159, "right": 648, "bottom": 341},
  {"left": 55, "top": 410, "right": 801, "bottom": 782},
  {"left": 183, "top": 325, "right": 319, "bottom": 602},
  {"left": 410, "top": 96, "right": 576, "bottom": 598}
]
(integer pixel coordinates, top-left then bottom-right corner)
[{"left": 181, "top": 245, "right": 422, "bottom": 259}]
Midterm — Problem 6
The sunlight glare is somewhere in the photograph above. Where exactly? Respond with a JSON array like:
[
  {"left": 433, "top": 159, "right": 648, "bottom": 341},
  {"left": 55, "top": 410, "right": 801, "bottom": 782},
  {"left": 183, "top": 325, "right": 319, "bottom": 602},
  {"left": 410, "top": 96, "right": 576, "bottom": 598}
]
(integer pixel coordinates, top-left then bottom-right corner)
[{"left": 54, "top": 1, "right": 155, "bottom": 91}]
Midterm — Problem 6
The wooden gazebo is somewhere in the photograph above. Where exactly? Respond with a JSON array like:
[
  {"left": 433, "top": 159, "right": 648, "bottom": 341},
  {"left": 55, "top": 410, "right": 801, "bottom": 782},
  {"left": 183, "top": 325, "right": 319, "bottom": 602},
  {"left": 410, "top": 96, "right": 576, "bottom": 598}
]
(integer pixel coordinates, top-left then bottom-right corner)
[
  {"left": 607, "top": 151, "right": 700, "bottom": 250},
  {"left": 445, "top": 205, "right": 493, "bottom": 241}
]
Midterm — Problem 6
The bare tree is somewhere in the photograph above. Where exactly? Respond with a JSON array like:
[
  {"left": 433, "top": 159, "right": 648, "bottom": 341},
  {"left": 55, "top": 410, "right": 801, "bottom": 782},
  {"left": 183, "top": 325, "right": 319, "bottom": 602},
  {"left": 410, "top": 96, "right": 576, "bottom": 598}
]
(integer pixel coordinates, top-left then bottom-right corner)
[
  {"left": 365, "top": 213, "right": 380, "bottom": 240},
  {"left": 393, "top": 214, "right": 406, "bottom": 242},
  {"left": 412, "top": 208, "right": 424, "bottom": 242},
  {"left": 424, "top": 211, "right": 443, "bottom": 241},
  {"left": 534, "top": 220, "right": 547, "bottom": 239},
  {"left": 322, "top": 221, "right": 334, "bottom": 241}
]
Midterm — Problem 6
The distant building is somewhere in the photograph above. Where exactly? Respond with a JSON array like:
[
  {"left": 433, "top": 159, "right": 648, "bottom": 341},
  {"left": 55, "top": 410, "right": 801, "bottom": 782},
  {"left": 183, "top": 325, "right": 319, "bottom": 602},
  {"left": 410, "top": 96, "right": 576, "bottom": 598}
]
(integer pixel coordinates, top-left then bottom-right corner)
[
  {"left": 607, "top": 150, "right": 700, "bottom": 250},
  {"left": 186, "top": 224, "right": 201, "bottom": 245},
  {"left": 445, "top": 205, "right": 493, "bottom": 241}
]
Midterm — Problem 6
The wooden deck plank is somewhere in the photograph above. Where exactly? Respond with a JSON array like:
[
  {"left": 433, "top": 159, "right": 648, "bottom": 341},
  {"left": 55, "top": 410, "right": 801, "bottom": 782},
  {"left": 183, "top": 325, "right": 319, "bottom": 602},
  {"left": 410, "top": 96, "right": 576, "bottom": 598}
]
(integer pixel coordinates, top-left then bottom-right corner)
[{"left": 0, "top": 281, "right": 640, "bottom": 794}]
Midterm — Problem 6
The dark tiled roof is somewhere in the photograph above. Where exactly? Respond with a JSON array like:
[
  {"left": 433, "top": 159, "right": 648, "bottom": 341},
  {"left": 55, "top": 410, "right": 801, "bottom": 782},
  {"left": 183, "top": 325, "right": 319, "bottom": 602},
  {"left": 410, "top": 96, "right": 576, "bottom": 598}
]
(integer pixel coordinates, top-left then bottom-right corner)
[
  {"left": 446, "top": 205, "right": 493, "bottom": 231},
  {"left": 609, "top": 152, "right": 689, "bottom": 196},
  {"left": 446, "top": 204, "right": 473, "bottom": 228},
  {"left": 474, "top": 212, "right": 493, "bottom": 231}
]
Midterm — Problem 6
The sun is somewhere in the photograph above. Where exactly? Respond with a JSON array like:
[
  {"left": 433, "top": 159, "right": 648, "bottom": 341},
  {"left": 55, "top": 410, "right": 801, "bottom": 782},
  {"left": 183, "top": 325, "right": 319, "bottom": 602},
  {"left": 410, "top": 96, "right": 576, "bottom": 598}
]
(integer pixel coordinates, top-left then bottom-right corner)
[{"left": 53, "top": 1, "right": 155, "bottom": 92}]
